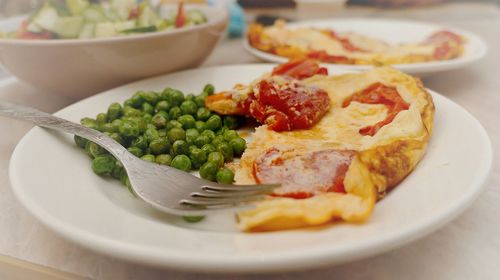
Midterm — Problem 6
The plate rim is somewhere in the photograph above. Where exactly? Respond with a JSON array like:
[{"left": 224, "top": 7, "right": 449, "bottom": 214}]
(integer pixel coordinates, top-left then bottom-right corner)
[
  {"left": 243, "top": 18, "right": 488, "bottom": 74},
  {"left": 8, "top": 64, "right": 494, "bottom": 273}
]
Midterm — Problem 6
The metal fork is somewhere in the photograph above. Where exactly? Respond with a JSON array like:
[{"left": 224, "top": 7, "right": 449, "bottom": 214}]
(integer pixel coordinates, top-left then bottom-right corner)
[{"left": 0, "top": 101, "right": 279, "bottom": 216}]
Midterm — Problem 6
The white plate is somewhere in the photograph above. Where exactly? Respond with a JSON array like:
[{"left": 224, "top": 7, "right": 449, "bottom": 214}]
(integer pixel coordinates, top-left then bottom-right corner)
[
  {"left": 9, "top": 64, "right": 492, "bottom": 273},
  {"left": 244, "top": 19, "right": 488, "bottom": 75}
]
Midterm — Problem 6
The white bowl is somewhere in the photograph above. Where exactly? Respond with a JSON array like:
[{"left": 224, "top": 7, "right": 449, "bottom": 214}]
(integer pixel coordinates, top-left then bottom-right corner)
[{"left": 0, "top": 5, "right": 227, "bottom": 99}]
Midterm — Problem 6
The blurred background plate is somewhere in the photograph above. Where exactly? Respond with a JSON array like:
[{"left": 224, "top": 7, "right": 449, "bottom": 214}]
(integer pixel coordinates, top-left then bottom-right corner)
[{"left": 244, "top": 18, "right": 488, "bottom": 75}]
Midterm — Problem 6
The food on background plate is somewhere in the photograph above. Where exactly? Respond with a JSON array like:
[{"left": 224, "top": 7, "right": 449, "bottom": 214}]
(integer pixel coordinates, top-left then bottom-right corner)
[
  {"left": 3, "top": 0, "right": 207, "bottom": 40},
  {"left": 248, "top": 20, "right": 465, "bottom": 65},
  {"left": 206, "top": 59, "right": 434, "bottom": 231}
]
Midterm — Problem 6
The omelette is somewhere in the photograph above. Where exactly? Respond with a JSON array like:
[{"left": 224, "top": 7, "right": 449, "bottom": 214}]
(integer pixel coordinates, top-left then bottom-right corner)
[
  {"left": 206, "top": 59, "right": 434, "bottom": 232},
  {"left": 248, "top": 20, "right": 465, "bottom": 65}
]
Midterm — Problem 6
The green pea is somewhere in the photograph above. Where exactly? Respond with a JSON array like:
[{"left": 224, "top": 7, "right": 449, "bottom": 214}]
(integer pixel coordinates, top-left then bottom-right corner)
[
  {"left": 166, "top": 120, "right": 183, "bottom": 130},
  {"left": 199, "top": 161, "right": 218, "bottom": 181},
  {"left": 169, "top": 90, "right": 185, "bottom": 106},
  {"left": 169, "top": 106, "right": 182, "bottom": 119},
  {"left": 203, "top": 84, "right": 215, "bottom": 95},
  {"left": 193, "top": 134, "right": 210, "bottom": 148},
  {"left": 107, "top": 102, "right": 122, "bottom": 121},
  {"left": 144, "top": 128, "right": 160, "bottom": 143},
  {"left": 95, "top": 113, "right": 108, "bottom": 124},
  {"left": 140, "top": 91, "right": 158, "bottom": 105},
  {"left": 183, "top": 216, "right": 205, "bottom": 223},
  {"left": 119, "top": 169, "right": 129, "bottom": 186},
  {"left": 111, "top": 119, "right": 122, "bottom": 132},
  {"left": 127, "top": 146, "right": 144, "bottom": 157},
  {"left": 74, "top": 135, "right": 88, "bottom": 149},
  {"left": 196, "top": 107, "right": 211, "bottom": 121},
  {"left": 172, "top": 140, "right": 189, "bottom": 156},
  {"left": 99, "top": 123, "right": 114, "bottom": 133},
  {"left": 107, "top": 132, "right": 124, "bottom": 145},
  {"left": 230, "top": 137, "right": 246, "bottom": 157},
  {"left": 141, "top": 102, "right": 155, "bottom": 115},
  {"left": 156, "top": 110, "right": 169, "bottom": 119},
  {"left": 158, "top": 129, "right": 167, "bottom": 137},
  {"left": 171, "top": 155, "right": 192, "bottom": 171},
  {"left": 200, "top": 130, "right": 216, "bottom": 142},
  {"left": 151, "top": 114, "right": 168, "bottom": 129},
  {"left": 185, "top": 128, "right": 200, "bottom": 145},
  {"left": 128, "top": 117, "right": 147, "bottom": 134},
  {"left": 141, "top": 154, "right": 156, "bottom": 162},
  {"left": 223, "top": 130, "right": 239, "bottom": 141},
  {"left": 211, "top": 135, "right": 225, "bottom": 147},
  {"left": 123, "top": 106, "right": 142, "bottom": 117},
  {"left": 185, "top": 94, "right": 195, "bottom": 101},
  {"left": 119, "top": 120, "right": 140, "bottom": 138},
  {"left": 155, "top": 100, "right": 170, "bottom": 113},
  {"left": 207, "top": 151, "right": 224, "bottom": 168},
  {"left": 223, "top": 116, "right": 239, "bottom": 130},
  {"left": 88, "top": 142, "right": 108, "bottom": 158},
  {"left": 180, "top": 100, "right": 198, "bottom": 115},
  {"left": 189, "top": 147, "right": 207, "bottom": 168},
  {"left": 129, "top": 92, "right": 145, "bottom": 108},
  {"left": 216, "top": 168, "right": 235, "bottom": 184},
  {"left": 216, "top": 126, "right": 228, "bottom": 136},
  {"left": 146, "top": 123, "right": 156, "bottom": 131},
  {"left": 80, "top": 117, "right": 98, "bottom": 130},
  {"left": 149, "top": 138, "right": 171, "bottom": 155},
  {"left": 142, "top": 113, "right": 153, "bottom": 123},
  {"left": 91, "top": 155, "right": 116, "bottom": 176},
  {"left": 205, "top": 115, "right": 222, "bottom": 131},
  {"left": 188, "top": 145, "right": 198, "bottom": 154},
  {"left": 111, "top": 161, "right": 124, "bottom": 179},
  {"left": 201, "top": 143, "right": 216, "bottom": 155},
  {"left": 178, "top": 114, "right": 196, "bottom": 129},
  {"left": 216, "top": 142, "right": 233, "bottom": 162},
  {"left": 131, "top": 136, "right": 148, "bottom": 150},
  {"left": 160, "top": 87, "right": 175, "bottom": 102},
  {"left": 195, "top": 121, "right": 206, "bottom": 132},
  {"left": 156, "top": 154, "right": 172, "bottom": 166},
  {"left": 167, "top": 127, "right": 185, "bottom": 143},
  {"left": 194, "top": 94, "right": 206, "bottom": 108}
]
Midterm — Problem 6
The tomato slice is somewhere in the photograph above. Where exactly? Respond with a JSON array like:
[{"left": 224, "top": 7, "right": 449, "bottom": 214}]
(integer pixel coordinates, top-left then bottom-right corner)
[
  {"left": 175, "top": 2, "right": 186, "bottom": 28},
  {"left": 343, "top": 82, "right": 410, "bottom": 136},
  {"left": 271, "top": 58, "right": 328, "bottom": 80}
]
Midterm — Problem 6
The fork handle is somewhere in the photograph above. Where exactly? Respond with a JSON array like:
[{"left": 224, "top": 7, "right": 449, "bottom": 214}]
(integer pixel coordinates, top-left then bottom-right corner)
[{"left": 0, "top": 100, "right": 129, "bottom": 159}]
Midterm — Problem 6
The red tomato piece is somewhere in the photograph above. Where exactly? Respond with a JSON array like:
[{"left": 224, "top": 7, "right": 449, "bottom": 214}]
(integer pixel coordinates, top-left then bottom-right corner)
[
  {"left": 343, "top": 82, "right": 410, "bottom": 136},
  {"left": 271, "top": 58, "right": 328, "bottom": 80},
  {"left": 175, "top": 1, "right": 186, "bottom": 28}
]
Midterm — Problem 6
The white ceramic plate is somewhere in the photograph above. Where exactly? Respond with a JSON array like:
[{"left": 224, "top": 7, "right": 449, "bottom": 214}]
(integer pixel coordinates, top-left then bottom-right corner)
[
  {"left": 9, "top": 65, "right": 492, "bottom": 273},
  {"left": 244, "top": 19, "right": 488, "bottom": 75}
]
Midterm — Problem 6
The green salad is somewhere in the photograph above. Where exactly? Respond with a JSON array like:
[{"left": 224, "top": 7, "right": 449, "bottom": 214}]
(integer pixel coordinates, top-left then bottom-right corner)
[
  {"left": 74, "top": 85, "right": 247, "bottom": 207},
  {"left": 6, "top": 0, "right": 207, "bottom": 39}
]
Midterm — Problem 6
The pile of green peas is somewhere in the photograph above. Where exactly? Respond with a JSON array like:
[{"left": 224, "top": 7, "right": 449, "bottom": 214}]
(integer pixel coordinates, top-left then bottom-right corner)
[{"left": 74, "top": 84, "right": 247, "bottom": 196}]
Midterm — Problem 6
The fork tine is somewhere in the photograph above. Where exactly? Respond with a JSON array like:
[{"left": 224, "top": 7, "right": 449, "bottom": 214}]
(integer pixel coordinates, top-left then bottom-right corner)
[
  {"left": 202, "top": 183, "right": 280, "bottom": 192},
  {"left": 191, "top": 189, "right": 271, "bottom": 199},
  {"left": 180, "top": 194, "right": 266, "bottom": 207}
]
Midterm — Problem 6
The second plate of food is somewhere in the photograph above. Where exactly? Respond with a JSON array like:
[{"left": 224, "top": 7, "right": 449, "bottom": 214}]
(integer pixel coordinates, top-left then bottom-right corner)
[
  {"left": 9, "top": 62, "right": 492, "bottom": 273},
  {"left": 244, "top": 18, "right": 487, "bottom": 75}
]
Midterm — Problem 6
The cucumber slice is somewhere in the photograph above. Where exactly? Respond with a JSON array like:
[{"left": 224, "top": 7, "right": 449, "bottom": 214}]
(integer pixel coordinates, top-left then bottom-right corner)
[
  {"left": 26, "top": 22, "right": 43, "bottom": 33},
  {"left": 110, "top": 0, "right": 136, "bottom": 21},
  {"left": 83, "top": 5, "right": 108, "bottom": 22},
  {"left": 31, "top": 3, "right": 60, "bottom": 31},
  {"left": 121, "top": 26, "right": 157, "bottom": 34},
  {"left": 156, "top": 19, "right": 174, "bottom": 31},
  {"left": 95, "top": 22, "right": 117, "bottom": 38},
  {"left": 52, "top": 16, "right": 84, "bottom": 38},
  {"left": 187, "top": 10, "right": 206, "bottom": 25},
  {"left": 114, "top": 20, "right": 136, "bottom": 33},
  {"left": 65, "top": 0, "right": 89, "bottom": 16},
  {"left": 78, "top": 22, "right": 95, "bottom": 38},
  {"left": 137, "top": 3, "right": 159, "bottom": 28}
]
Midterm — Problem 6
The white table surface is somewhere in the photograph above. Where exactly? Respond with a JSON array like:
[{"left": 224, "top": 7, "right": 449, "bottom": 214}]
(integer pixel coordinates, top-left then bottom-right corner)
[{"left": 1, "top": 3, "right": 499, "bottom": 279}]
